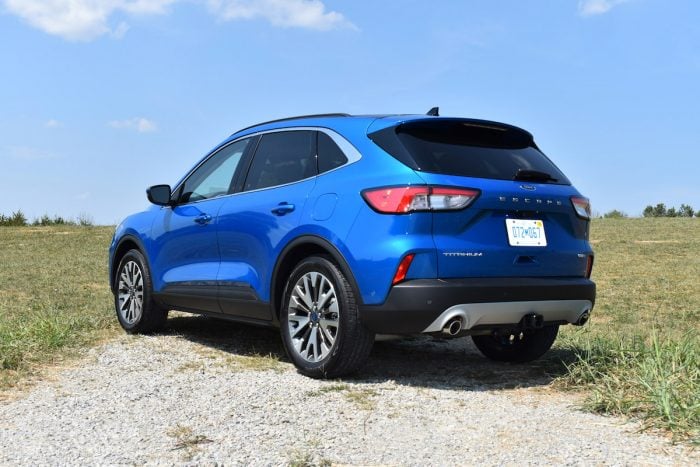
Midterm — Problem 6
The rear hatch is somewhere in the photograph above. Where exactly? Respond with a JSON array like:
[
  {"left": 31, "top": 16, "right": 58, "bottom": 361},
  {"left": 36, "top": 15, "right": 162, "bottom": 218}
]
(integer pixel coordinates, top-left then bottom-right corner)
[{"left": 369, "top": 118, "right": 591, "bottom": 279}]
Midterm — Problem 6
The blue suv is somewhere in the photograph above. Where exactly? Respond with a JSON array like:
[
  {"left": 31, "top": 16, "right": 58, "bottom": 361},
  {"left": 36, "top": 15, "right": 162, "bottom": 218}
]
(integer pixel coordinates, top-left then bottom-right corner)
[{"left": 109, "top": 111, "right": 595, "bottom": 378}]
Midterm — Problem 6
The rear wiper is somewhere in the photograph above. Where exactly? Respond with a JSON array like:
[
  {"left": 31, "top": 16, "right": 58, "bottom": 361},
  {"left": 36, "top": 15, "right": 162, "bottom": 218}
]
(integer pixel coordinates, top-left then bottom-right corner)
[{"left": 513, "top": 169, "right": 558, "bottom": 183}]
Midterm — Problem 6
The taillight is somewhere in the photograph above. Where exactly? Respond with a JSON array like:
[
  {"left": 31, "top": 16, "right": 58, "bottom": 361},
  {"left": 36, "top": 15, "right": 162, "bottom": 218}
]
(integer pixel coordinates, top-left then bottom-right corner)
[
  {"left": 362, "top": 186, "right": 480, "bottom": 214},
  {"left": 571, "top": 196, "right": 591, "bottom": 219},
  {"left": 392, "top": 253, "right": 415, "bottom": 285}
]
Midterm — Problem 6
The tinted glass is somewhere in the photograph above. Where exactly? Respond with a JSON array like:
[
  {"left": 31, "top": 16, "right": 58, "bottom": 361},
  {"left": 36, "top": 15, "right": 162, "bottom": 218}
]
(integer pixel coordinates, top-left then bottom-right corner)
[
  {"left": 178, "top": 138, "right": 250, "bottom": 203},
  {"left": 244, "top": 131, "right": 316, "bottom": 191},
  {"left": 373, "top": 121, "right": 570, "bottom": 185},
  {"left": 317, "top": 132, "right": 348, "bottom": 174}
]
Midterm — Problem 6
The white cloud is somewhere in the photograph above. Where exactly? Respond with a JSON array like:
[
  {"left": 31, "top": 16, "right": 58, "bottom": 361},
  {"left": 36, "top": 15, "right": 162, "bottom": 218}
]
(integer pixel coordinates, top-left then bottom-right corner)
[
  {"left": 2, "top": 0, "right": 354, "bottom": 41},
  {"left": 109, "top": 117, "right": 157, "bottom": 133},
  {"left": 578, "top": 0, "right": 630, "bottom": 17},
  {"left": 207, "top": 0, "right": 355, "bottom": 31},
  {"left": 45, "top": 119, "right": 62, "bottom": 128},
  {"left": 2, "top": 0, "right": 177, "bottom": 41}
]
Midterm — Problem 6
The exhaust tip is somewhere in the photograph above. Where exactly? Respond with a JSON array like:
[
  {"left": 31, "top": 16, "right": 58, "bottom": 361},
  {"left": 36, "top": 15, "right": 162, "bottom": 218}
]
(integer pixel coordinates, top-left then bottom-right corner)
[
  {"left": 575, "top": 311, "right": 590, "bottom": 326},
  {"left": 442, "top": 317, "right": 463, "bottom": 336}
]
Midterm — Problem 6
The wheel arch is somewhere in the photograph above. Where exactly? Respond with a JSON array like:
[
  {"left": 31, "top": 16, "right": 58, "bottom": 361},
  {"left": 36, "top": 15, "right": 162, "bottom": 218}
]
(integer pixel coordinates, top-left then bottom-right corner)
[
  {"left": 110, "top": 235, "right": 148, "bottom": 292},
  {"left": 271, "top": 235, "right": 361, "bottom": 324}
]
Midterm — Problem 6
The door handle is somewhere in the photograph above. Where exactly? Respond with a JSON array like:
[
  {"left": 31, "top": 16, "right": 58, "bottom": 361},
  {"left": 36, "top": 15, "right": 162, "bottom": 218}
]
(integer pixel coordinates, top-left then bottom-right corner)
[
  {"left": 271, "top": 203, "right": 295, "bottom": 216},
  {"left": 194, "top": 213, "right": 212, "bottom": 225}
]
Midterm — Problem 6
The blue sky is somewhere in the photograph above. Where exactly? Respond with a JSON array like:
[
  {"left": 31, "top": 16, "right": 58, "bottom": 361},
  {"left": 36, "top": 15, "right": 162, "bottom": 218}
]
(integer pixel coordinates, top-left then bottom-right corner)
[{"left": 1, "top": 0, "right": 698, "bottom": 224}]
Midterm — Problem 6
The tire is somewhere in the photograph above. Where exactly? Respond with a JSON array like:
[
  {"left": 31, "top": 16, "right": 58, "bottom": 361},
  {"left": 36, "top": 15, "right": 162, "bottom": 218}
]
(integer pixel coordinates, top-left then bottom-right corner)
[
  {"left": 280, "top": 256, "right": 374, "bottom": 378},
  {"left": 472, "top": 325, "right": 559, "bottom": 363},
  {"left": 114, "top": 249, "right": 167, "bottom": 334}
]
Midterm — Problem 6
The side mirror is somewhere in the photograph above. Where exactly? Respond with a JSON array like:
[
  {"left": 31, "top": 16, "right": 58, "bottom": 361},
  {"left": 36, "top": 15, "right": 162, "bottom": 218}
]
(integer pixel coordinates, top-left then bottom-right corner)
[{"left": 147, "top": 184, "right": 172, "bottom": 206}]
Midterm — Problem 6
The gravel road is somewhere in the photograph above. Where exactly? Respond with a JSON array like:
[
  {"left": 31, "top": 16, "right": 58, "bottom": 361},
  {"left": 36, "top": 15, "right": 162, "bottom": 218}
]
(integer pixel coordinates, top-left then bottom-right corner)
[{"left": 0, "top": 314, "right": 696, "bottom": 465}]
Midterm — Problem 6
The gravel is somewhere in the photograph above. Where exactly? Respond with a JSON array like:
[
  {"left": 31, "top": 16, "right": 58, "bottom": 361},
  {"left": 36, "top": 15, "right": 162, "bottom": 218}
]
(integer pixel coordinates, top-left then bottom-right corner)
[{"left": 0, "top": 315, "right": 697, "bottom": 466}]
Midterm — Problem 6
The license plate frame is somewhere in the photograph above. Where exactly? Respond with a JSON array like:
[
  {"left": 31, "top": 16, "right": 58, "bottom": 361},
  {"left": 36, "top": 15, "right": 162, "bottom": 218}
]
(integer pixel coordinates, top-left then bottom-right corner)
[{"left": 506, "top": 219, "right": 547, "bottom": 247}]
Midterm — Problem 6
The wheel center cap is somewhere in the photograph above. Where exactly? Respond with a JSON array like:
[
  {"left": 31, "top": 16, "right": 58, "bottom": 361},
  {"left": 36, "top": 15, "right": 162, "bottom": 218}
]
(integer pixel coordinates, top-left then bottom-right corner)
[{"left": 310, "top": 311, "right": 319, "bottom": 323}]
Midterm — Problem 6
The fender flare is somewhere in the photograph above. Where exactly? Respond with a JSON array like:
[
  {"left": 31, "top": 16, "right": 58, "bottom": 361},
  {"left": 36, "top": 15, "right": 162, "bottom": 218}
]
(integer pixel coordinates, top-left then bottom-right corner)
[
  {"left": 270, "top": 235, "right": 362, "bottom": 324},
  {"left": 110, "top": 234, "right": 149, "bottom": 291}
]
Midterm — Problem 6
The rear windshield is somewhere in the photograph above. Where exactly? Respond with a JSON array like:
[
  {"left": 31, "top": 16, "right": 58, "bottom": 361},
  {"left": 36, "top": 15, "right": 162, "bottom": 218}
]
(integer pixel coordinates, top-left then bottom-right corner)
[{"left": 369, "top": 120, "right": 570, "bottom": 185}]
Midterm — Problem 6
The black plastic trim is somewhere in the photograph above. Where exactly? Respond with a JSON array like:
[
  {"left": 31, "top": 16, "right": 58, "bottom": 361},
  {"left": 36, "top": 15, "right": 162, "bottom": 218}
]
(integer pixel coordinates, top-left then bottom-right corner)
[
  {"left": 271, "top": 235, "right": 361, "bottom": 325},
  {"left": 156, "top": 282, "right": 272, "bottom": 321},
  {"left": 359, "top": 277, "right": 596, "bottom": 334},
  {"left": 110, "top": 234, "right": 149, "bottom": 291},
  {"left": 232, "top": 113, "right": 350, "bottom": 136}
]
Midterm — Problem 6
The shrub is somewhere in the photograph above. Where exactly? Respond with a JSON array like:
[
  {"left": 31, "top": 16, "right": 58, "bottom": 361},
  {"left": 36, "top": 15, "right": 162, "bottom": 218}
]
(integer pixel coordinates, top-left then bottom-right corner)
[
  {"left": 603, "top": 210, "right": 627, "bottom": 219},
  {"left": 77, "top": 212, "right": 94, "bottom": 227},
  {"left": 0, "top": 210, "right": 28, "bottom": 226},
  {"left": 30, "top": 214, "right": 77, "bottom": 226}
]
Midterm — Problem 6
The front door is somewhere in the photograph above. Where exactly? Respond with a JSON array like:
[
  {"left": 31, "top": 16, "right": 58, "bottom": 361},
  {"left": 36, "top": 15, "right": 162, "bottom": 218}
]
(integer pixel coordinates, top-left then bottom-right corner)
[{"left": 150, "top": 137, "right": 254, "bottom": 312}]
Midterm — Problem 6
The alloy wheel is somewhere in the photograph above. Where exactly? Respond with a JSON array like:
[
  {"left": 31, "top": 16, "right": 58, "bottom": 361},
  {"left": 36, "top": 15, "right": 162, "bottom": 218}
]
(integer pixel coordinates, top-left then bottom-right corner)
[
  {"left": 117, "top": 261, "right": 144, "bottom": 324},
  {"left": 287, "top": 271, "right": 340, "bottom": 362}
]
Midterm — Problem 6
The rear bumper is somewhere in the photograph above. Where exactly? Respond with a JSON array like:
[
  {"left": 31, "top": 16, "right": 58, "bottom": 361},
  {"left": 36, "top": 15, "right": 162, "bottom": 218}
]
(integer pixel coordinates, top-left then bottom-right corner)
[{"left": 359, "top": 277, "right": 596, "bottom": 334}]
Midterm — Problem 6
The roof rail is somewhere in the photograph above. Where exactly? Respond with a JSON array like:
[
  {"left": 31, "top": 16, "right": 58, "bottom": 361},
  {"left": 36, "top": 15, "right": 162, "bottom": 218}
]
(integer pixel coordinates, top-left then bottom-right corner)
[{"left": 232, "top": 113, "right": 351, "bottom": 135}]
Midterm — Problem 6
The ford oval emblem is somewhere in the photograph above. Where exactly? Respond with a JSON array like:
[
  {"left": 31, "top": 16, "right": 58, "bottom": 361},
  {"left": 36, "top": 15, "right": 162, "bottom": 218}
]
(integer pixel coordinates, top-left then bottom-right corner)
[{"left": 520, "top": 184, "right": 537, "bottom": 191}]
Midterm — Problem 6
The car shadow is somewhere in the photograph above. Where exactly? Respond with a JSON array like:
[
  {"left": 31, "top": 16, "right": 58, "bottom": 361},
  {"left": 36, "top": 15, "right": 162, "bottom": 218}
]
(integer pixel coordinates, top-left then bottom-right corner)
[{"left": 162, "top": 314, "right": 578, "bottom": 391}]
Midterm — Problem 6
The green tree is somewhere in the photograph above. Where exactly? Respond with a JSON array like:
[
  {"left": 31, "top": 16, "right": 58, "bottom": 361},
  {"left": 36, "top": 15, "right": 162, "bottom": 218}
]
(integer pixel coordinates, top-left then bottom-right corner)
[
  {"left": 678, "top": 204, "right": 695, "bottom": 218},
  {"left": 653, "top": 203, "right": 667, "bottom": 217},
  {"left": 643, "top": 203, "right": 667, "bottom": 217}
]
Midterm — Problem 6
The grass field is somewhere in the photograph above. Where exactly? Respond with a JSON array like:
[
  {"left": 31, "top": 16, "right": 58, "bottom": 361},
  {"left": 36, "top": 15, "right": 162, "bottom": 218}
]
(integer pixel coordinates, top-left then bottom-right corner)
[
  {"left": 0, "top": 226, "right": 116, "bottom": 388},
  {"left": 0, "top": 220, "right": 698, "bottom": 442},
  {"left": 557, "top": 218, "right": 699, "bottom": 444}
]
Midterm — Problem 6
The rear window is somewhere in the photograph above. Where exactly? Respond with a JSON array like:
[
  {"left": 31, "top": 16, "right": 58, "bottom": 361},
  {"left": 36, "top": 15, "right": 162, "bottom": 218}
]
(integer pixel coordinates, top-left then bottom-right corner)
[
  {"left": 244, "top": 131, "right": 316, "bottom": 191},
  {"left": 317, "top": 132, "right": 348, "bottom": 174},
  {"left": 369, "top": 120, "right": 570, "bottom": 185}
]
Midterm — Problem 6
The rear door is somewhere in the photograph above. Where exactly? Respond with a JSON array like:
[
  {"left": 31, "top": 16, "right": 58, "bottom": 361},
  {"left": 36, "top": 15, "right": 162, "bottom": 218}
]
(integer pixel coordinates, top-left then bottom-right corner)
[{"left": 216, "top": 129, "right": 317, "bottom": 319}]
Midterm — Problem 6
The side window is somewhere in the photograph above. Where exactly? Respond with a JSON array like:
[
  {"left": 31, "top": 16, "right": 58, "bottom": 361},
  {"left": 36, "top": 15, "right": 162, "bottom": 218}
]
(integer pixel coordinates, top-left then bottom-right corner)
[
  {"left": 317, "top": 132, "right": 348, "bottom": 174},
  {"left": 244, "top": 131, "right": 316, "bottom": 191},
  {"left": 178, "top": 138, "right": 250, "bottom": 204}
]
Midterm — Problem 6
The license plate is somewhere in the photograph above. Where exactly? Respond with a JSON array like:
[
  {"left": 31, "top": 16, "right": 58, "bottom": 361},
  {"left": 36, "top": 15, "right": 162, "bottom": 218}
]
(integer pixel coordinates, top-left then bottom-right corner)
[{"left": 506, "top": 219, "right": 547, "bottom": 247}]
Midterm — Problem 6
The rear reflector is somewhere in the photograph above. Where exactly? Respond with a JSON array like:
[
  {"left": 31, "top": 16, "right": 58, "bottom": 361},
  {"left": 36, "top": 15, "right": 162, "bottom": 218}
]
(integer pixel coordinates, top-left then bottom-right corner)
[
  {"left": 392, "top": 254, "right": 415, "bottom": 285},
  {"left": 571, "top": 196, "right": 591, "bottom": 219},
  {"left": 362, "top": 186, "right": 479, "bottom": 213},
  {"left": 585, "top": 255, "right": 594, "bottom": 278}
]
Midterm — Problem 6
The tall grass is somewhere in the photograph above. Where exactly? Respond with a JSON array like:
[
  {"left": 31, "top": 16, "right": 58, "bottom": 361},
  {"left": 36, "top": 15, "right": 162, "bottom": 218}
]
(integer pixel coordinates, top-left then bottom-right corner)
[
  {"left": 557, "top": 218, "right": 700, "bottom": 444},
  {"left": 559, "top": 331, "right": 699, "bottom": 443}
]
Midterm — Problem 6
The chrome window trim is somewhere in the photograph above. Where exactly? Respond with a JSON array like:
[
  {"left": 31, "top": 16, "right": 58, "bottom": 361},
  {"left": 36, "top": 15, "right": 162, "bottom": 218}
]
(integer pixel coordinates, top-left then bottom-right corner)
[
  {"left": 169, "top": 126, "right": 362, "bottom": 206},
  {"left": 234, "top": 126, "right": 362, "bottom": 165}
]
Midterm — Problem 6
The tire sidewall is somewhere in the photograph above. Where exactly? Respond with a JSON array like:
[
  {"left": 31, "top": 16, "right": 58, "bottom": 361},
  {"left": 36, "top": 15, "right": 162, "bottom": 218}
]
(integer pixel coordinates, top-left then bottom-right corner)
[
  {"left": 280, "top": 256, "right": 352, "bottom": 376},
  {"left": 472, "top": 325, "right": 559, "bottom": 363}
]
